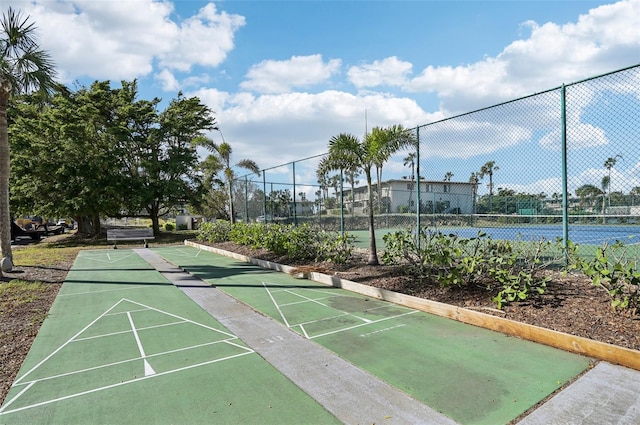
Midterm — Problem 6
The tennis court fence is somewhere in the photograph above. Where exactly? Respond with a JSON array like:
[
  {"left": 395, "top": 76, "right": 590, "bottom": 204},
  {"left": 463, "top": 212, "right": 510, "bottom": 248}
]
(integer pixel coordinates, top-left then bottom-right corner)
[{"left": 230, "top": 64, "right": 640, "bottom": 249}]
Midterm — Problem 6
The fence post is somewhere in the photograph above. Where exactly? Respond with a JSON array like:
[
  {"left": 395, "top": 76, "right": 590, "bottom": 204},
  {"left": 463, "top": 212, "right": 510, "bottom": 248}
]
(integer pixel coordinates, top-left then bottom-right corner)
[
  {"left": 416, "top": 126, "right": 421, "bottom": 249},
  {"left": 340, "top": 169, "right": 344, "bottom": 236},
  {"left": 561, "top": 84, "right": 569, "bottom": 263},
  {"left": 292, "top": 161, "right": 297, "bottom": 226},
  {"left": 244, "top": 175, "right": 249, "bottom": 222},
  {"left": 262, "top": 170, "right": 267, "bottom": 221}
]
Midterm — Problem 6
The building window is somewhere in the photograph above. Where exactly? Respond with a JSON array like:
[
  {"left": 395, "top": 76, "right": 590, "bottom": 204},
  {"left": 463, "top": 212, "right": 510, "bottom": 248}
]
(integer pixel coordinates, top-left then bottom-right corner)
[{"left": 443, "top": 184, "right": 450, "bottom": 193}]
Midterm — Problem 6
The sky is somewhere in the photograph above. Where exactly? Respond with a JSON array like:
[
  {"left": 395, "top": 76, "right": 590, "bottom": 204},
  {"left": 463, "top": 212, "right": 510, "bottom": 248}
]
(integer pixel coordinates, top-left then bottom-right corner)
[{"left": 5, "top": 0, "right": 640, "bottom": 197}]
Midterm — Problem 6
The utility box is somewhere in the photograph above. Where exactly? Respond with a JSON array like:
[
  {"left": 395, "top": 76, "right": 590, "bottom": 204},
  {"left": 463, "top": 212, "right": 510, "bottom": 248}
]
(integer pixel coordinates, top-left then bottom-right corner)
[{"left": 176, "top": 215, "right": 193, "bottom": 230}]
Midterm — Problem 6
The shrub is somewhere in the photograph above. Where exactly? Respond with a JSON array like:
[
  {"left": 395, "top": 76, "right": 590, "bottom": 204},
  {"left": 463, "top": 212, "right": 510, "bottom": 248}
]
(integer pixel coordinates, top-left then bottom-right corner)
[
  {"left": 224, "top": 222, "right": 354, "bottom": 264},
  {"left": 197, "top": 220, "right": 232, "bottom": 243},
  {"left": 164, "top": 222, "right": 175, "bottom": 231},
  {"left": 382, "top": 229, "right": 555, "bottom": 308},
  {"left": 569, "top": 240, "right": 640, "bottom": 313}
]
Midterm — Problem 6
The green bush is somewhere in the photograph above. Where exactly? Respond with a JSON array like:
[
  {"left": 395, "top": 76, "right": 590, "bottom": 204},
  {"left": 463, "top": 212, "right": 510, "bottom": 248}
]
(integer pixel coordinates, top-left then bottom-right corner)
[
  {"left": 569, "top": 240, "right": 640, "bottom": 312},
  {"left": 222, "top": 222, "right": 354, "bottom": 264},
  {"left": 197, "top": 220, "right": 232, "bottom": 243},
  {"left": 164, "top": 222, "right": 175, "bottom": 231},
  {"left": 382, "top": 229, "right": 555, "bottom": 308}
]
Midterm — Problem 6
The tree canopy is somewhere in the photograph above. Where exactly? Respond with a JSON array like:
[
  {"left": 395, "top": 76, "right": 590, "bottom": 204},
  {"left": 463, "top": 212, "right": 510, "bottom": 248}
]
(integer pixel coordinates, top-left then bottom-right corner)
[{"left": 9, "top": 80, "right": 216, "bottom": 235}]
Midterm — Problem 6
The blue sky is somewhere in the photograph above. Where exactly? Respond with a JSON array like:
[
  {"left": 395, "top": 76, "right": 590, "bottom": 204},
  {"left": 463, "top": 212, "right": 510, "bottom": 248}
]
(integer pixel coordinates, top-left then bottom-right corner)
[{"left": 6, "top": 0, "right": 640, "bottom": 196}]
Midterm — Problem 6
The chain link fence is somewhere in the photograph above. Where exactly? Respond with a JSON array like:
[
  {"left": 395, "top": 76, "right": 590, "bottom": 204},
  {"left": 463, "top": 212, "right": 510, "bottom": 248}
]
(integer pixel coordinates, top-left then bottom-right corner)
[{"left": 231, "top": 64, "right": 640, "bottom": 250}]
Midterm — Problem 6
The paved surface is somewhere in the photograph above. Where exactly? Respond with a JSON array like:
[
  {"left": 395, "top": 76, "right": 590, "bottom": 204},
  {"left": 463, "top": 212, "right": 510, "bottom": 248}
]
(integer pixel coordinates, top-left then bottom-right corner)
[
  {"left": 518, "top": 362, "right": 640, "bottom": 424},
  {"left": 137, "top": 248, "right": 458, "bottom": 424},
  {"left": 3, "top": 246, "right": 640, "bottom": 425}
]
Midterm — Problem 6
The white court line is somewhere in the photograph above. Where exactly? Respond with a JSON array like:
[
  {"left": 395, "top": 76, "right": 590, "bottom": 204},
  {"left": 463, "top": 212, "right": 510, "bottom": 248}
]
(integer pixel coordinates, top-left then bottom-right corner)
[
  {"left": 0, "top": 382, "right": 35, "bottom": 413},
  {"left": 13, "top": 338, "right": 251, "bottom": 388},
  {"left": 0, "top": 352, "right": 254, "bottom": 416},
  {"left": 73, "top": 320, "right": 187, "bottom": 342},
  {"left": 4, "top": 297, "right": 255, "bottom": 413},
  {"left": 57, "top": 286, "right": 142, "bottom": 297},
  {"left": 283, "top": 289, "right": 373, "bottom": 324},
  {"left": 106, "top": 308, "right": 148, "bottom": 316},
  {"left": 126, "top": 311, "right": 156, "bottom": 376},
  {"left": 77, "top": 251, "right": 139, "bottom": 264},
  {"left": 12, "top": 298, "right": 237, "bottom": 386},
  {"left": 262, "top": 282, "right": 291, "bottom": 328},
  {"left": 13, "top": 299, "right": 127, "bottom": 386},
  {"left": 309, "top": 311, "right": 418, "bottom": 339},
  {"left": 120, "top": 299, "right": 238, "bottom": 339}
]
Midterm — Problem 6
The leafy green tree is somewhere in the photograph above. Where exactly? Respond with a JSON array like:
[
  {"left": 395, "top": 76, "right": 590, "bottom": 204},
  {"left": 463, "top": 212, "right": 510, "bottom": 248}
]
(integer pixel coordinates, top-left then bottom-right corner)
[
  {"left": 138, "top": 93, "right": 216, "bottom": 234},
  {"left": 9, "top": 81, "right": 127, "bottom": 235},
  {"left": 575, "top": 184, "right": 603, "bottom": 211},
  {"left": 0, "top": 7, "right": 56, "bottom": 271},
  {"left": 10, "top": 82, "right": 215, "bottom": 236},
  {"left": 324, "top": 126, "right": 415, "bottom": 265}
]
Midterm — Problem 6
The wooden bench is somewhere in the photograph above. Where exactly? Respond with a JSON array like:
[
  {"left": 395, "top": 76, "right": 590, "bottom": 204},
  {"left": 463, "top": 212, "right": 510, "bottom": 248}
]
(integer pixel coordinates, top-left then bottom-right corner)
[{"left": 106, "top": 228, "right": 155, "bottom": 249}]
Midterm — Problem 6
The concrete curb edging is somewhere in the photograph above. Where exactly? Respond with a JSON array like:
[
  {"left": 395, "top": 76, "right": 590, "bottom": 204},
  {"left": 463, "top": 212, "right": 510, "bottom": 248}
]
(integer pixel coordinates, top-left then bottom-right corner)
[{"left": 184, "top": 240, "right": 640, "bottom": 371}]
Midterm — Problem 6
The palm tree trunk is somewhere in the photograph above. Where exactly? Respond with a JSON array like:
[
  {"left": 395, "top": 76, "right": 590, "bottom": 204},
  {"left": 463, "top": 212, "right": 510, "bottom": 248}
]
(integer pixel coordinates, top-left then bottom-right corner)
[
  {"left": 228, "top": 183, "right": 235, "bottom": 224},
  {"left": 366, "top": 171, "right": 379, "bottom": 265},
  {"left": 0, "top": 88, "right": 13, "bottom": 272}
]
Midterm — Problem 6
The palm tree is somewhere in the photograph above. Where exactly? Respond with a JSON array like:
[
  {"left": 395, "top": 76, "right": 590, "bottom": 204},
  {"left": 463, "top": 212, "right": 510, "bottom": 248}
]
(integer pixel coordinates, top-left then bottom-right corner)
[
  {"left": 324, "top": 127, "right": 415, "bottom": 265},
  {"left": 479, "top": 161, "right": 499, "bottom": 196},
  {"left": 604, "top": 155, "right": 622, "bottom": 209},
  {"left": 372, "top": 125, "right": 415, "bottom": 212},
  {"left": 200, "top": 135, "right": 259, "bottom": 223},
  {"left": 443, "top": 171, "right": 454, "bottom": 182},
  {"left": 601, "top": 175, "right": 610, "bottom": 223},
  {"left": 469, "top": 172, "right": 479, "bottom": 214},
  {"left": 403, "top": 152, "right": 416, "bottom": 181},
  {"left": 403, "top": 152, "right": 417, "bottom": 210},
  {"left": 1, "top": 8, "right": 57, "bottom": 272},
  {"left": 478, "top": 161, "right": 499, "bottom": 212}
]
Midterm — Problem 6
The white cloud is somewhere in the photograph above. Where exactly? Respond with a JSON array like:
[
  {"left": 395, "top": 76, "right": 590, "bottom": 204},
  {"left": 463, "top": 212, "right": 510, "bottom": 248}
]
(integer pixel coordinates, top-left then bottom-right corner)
[
  {"left": 347, "top": 56, "right": 413, "bottom": 88},
  {"left": 240, "top": 55, "right": 341, "bottom": 94},
  {"left": 155, "top": 69, "right": 180, "bottom": 92},
  {"left": 158, "top": 3, "right": 245, "bottom": 72},
  {"left": 191, "top": 88, "right": 434, "bottom": 169},
  {"left": 10, "top": 0, "right": 243, "bottom": 82},
  {"left": 405, "top": 0, "right": 639, "bottom": 113}
]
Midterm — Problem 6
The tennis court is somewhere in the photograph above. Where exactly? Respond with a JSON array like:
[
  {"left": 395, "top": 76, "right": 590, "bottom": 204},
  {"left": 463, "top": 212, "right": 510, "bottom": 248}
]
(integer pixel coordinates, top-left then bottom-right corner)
[{"left": 350, "top": 222, "right": 640, "bottom": 254}]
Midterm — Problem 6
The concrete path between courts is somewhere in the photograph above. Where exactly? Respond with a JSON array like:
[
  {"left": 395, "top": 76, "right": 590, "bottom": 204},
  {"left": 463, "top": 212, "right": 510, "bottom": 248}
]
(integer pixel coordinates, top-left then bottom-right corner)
[{"left": 135, "top": 248, "right": 458, "bottom": 425}]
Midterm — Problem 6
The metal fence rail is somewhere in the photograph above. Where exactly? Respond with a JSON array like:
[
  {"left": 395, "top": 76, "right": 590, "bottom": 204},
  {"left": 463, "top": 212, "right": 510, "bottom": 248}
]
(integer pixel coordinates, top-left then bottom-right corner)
[{"left": 231, "top": 64, "right": 640, "bottom": 250}]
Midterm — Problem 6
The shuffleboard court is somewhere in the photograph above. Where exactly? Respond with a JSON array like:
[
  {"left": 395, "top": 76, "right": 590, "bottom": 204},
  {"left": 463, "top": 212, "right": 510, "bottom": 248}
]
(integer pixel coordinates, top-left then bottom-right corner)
[
  {"left": 155, "top": 245, "right": 593, "bottom": 425},
  {"left": 0, "top": 249, "right": 340, "bottom": 425}
]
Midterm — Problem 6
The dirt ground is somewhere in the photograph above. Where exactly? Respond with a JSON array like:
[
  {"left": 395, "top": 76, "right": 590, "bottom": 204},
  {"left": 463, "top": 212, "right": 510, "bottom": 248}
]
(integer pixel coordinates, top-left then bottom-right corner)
[{"left": 2, "top": 237, "right": 640, "bottom": 406}]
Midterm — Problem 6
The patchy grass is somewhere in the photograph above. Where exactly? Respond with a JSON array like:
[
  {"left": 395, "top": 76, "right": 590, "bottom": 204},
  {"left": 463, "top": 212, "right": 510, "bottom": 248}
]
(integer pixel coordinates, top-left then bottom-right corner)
[
  {"left": 0, "top": 280, "right": 48, "bottom": 315},
  {"left": 12, "top": 246, "right": 82, "bottom": 267}
]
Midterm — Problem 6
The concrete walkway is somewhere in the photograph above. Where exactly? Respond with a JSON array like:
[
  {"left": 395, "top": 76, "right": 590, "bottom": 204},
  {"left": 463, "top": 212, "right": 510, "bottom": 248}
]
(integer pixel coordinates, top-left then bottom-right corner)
[{"left": 136, "top": 248, "right": 458, "bottom": 425}]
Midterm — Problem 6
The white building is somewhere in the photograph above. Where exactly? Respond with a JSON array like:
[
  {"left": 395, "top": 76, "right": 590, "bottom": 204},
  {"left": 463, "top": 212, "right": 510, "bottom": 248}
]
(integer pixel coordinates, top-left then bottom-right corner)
[{"left": 341, "top": 179, "right": 476, "bottom": 215}]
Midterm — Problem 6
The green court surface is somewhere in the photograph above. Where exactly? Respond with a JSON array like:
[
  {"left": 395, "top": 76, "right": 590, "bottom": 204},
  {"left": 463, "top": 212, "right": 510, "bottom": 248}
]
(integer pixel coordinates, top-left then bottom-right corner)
[
  {"left": 0, "top": 250, "right": 340, "bottom": 425},
  {"left": 156, "top": 245, "right": 593, "bottom": 425}
]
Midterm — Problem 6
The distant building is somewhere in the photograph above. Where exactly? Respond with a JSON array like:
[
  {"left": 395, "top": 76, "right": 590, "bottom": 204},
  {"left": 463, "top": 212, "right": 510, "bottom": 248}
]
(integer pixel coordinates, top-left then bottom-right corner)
[{"left": 341, "top": 178, "right": 476, "bottom": 214}]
